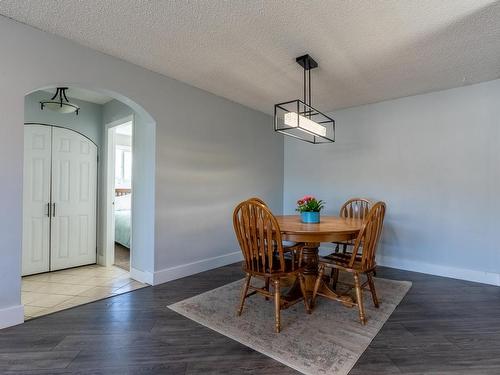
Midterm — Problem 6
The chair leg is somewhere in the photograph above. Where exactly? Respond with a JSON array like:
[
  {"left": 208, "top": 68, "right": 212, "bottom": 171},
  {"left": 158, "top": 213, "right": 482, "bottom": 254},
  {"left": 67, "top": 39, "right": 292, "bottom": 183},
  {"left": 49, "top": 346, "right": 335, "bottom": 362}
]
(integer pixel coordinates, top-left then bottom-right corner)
[
  {"left": 331, "top": 268, "right": 339, "bottom": 290},
  {"left": 264, "top": 277, "right": 270, "bottom": 301},
  {"left": 342, "top": 243, "right": 348, "bottom": 254},
  {"left": 323, "top": 267, "right": 332, "bottom": 286},
  {"left": 353, "top": 272, "right": 366, "bottom": 325},
  {"left": 237, "top": 273, "right": 251, "bottom": 316},
  {"left": 311, "top": 264, "right": 325, "bottom": 309},
  {"left": 274, "top": 279, "right": 281, "bottom": 333},
  {"left": 367, "top": 272, "right": 379, "bottom": 308},
  {"left": 298, "top": 273, "right": 311, "bottom": 314}
]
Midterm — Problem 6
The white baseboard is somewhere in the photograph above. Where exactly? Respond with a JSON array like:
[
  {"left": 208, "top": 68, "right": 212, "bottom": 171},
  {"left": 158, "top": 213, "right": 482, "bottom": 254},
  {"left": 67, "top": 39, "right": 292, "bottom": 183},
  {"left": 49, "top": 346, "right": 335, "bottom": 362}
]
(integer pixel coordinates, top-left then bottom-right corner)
[
  {"left": 377, "top": 255, "right": 500, "bottom": 286},
  {"left": 320, "top": 245, "right": 500, "bottom": 286},
  {"left": 0, "top": 304, "right": 24, "bottom": 329},
  {"left": 153, "top": 251, "right": 243, "bottom": 285},
  {"left": 130, "top": 266, "right": 154, "bottom": 285},
  {"left": 150, "top": 247, "right": 500, "bottom": 288}
]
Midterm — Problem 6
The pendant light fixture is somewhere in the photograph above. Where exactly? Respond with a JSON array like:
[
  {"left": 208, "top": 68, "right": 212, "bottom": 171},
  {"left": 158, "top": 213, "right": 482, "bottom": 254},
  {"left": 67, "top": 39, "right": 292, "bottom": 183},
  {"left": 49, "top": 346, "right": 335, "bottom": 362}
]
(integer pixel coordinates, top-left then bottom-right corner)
[
  {"left": 40, "top": 87, "right": 80, "bottom": 115},
  {"left": 274, "top": 55, "right": 334, "bottom": 143}
]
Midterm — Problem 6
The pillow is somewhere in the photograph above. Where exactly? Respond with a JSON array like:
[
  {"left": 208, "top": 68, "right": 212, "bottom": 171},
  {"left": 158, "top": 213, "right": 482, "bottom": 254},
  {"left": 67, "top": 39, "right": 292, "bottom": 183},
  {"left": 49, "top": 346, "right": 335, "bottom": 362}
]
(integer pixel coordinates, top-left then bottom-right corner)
[{"left": 115, "top": 194, "right": 131, "bottom": 211}]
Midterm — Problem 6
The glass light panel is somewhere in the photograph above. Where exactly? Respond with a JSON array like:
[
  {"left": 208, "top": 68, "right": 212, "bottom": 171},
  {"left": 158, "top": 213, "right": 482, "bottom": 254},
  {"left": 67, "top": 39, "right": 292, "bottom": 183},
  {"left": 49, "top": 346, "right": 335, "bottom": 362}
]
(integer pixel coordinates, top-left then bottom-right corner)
[
  {"left": 43, "top": 102, "right": 78, "bottom": 113},
  {"left": 284, "top": 112, "right": 327, "bottom": 137},
  {"left": 274, "top": 99, "right": 335, "bottom": 144}
]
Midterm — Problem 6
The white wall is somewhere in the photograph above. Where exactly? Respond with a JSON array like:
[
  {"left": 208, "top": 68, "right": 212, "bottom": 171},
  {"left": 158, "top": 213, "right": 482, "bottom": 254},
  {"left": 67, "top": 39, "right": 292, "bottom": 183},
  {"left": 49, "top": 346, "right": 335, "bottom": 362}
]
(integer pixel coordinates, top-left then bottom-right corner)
[
  {"left": 0, "top": 16, "right": 283, "bottom": 328},
  {"left": 284, "top": 79, "right": 500, "bottom": 285}
]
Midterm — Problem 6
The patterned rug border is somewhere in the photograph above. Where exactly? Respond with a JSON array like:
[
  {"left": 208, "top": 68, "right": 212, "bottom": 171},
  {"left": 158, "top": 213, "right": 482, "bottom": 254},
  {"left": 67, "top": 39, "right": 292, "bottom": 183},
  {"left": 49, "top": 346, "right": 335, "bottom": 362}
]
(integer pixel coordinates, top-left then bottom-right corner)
[{"left": 168, "top": 277, "right": 412, "bottom": 375}]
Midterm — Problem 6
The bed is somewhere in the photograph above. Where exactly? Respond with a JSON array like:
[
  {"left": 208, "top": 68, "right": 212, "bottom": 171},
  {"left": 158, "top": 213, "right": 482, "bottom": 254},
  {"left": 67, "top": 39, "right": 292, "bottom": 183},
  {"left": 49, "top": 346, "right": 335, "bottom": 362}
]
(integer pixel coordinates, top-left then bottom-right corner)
[{"left": 114, "top": 189, "right": 131, "bottom": 248}]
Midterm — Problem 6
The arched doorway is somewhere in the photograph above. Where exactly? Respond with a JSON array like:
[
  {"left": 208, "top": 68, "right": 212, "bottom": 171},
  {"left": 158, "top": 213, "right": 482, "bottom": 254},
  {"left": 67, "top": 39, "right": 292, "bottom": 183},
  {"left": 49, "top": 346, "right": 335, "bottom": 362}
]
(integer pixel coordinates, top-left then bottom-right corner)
[{"left": 21, "top": 85, "right": 156, "bottom": 320}]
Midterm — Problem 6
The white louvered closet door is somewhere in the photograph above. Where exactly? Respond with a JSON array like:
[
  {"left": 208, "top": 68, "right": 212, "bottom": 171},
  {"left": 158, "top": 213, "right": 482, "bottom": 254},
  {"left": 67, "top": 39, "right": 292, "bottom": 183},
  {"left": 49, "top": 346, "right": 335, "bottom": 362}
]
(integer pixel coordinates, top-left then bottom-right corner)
[
  {"left": 22, "top": 125, "right": 52, "bottom": 276},
  {"left": 50, "top": 127, "right": 97, "bottom": 271}
]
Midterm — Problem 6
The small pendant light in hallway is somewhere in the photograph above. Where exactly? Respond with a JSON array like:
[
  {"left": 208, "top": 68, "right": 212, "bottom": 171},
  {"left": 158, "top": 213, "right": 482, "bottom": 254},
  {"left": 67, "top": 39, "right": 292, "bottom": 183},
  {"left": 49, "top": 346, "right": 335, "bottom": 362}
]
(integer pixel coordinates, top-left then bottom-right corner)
[{"left": 40, "top": 87, "right": 80, "bottom": 115}]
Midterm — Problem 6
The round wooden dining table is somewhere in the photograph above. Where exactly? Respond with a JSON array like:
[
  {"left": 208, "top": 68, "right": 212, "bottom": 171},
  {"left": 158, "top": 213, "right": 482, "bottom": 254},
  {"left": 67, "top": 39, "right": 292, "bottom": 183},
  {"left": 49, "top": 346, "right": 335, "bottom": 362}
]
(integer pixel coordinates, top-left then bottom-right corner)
[{"left": 274, "top": 215, "right": 364, "bottom": 303}]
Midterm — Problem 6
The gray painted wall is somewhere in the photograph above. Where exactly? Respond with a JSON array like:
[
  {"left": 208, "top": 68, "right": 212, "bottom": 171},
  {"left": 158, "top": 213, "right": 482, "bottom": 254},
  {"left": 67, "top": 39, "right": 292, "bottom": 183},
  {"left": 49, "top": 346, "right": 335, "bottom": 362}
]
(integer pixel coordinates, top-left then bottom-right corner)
[
  {"left": 284, "top": 79, "right": 500, "bottom": 283},
  {"left": 0, "top": 16, "right": 283, "bottom": 326},
  {"left": 25, "top": 91, "right": 103, "bottom": 146},
  {"left": 154, "top": 94, "right": 282, "bottom": 272}
]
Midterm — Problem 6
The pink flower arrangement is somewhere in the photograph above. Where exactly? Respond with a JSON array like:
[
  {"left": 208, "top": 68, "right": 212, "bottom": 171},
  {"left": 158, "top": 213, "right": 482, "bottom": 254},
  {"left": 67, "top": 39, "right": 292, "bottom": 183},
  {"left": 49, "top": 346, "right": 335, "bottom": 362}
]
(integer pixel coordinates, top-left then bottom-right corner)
[{"left": 296, "top": 195, "right": 325, "bottom": 213}]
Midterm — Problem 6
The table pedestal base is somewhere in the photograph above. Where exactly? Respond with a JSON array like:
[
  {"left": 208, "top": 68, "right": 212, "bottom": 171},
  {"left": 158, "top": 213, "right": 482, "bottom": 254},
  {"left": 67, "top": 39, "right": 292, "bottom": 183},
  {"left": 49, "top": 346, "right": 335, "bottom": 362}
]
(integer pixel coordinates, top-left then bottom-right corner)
[
  {"left": 274, "top": 215, "right": 362, "bottom": 309},
  {"left": 281, "top": 242, "right": 318, "bottom": 307},
  {"left": 281, "top": 242, "right": 354, "bottom": 308},
  {"left": 311, "top": 277, "right": 355, "bottom": 308}
]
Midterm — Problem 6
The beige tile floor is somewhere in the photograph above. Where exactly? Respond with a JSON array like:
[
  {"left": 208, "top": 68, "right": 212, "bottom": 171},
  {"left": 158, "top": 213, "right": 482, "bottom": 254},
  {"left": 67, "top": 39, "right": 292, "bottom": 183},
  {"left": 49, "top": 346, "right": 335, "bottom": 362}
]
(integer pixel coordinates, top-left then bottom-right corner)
[{"left": 22, "top": 265, "right": 147, "bottom": 320}]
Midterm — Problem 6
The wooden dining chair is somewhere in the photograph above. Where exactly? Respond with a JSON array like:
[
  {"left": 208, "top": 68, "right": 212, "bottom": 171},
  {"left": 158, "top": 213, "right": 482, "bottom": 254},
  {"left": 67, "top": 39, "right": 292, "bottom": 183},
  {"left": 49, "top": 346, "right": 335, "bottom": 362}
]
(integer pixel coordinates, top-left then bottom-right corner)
[
  {"left": 329, "top": 198, "right": 374, "bottom": 284},
  {"left": 312, "top": 201, "right": 386, "bottom": 325},
  {"left": 246, "top": 198, "right": 272, "bottom": 295},
  {"left": 340, "top": 198, "right": 372, "bottom": 220},
  {"left": 247, "top": 197, "right": 304, "bottom": 262},
  {"left": 233, "top": 199, "right": 311, "bottom": 333},
  {"left": 333, "top": 198, "right": 372, "bottom": 252},
  {"left": 247, "top": 197, "right": 267, "bottom": 206}
]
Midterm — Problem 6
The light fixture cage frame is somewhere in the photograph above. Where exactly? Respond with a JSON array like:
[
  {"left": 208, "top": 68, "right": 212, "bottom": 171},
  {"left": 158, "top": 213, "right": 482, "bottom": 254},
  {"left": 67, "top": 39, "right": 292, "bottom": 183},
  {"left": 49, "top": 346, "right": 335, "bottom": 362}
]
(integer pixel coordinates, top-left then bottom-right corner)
[
  {"left": 40, "top": 87, "right": 80, "bottom": 115},
  {"left": 274, "top": 54, "right": 335, "bottom": 144},
  {"left": 274, "top": 99, "right": 335, "bottom": 144}
]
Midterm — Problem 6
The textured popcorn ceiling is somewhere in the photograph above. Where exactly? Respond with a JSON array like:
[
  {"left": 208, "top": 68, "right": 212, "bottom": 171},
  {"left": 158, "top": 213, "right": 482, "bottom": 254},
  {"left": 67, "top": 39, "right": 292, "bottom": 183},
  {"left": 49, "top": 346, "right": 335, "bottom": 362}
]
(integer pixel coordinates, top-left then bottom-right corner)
[{"left": 1, "top": 0, "right": 499, "bottom": 114}]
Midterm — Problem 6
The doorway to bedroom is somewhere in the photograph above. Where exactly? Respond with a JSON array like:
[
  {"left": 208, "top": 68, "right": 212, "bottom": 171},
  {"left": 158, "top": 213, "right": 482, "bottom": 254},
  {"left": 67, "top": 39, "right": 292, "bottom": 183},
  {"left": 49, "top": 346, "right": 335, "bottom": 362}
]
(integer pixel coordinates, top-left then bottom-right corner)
[{"left": 107, "top": 119, "right": 133, "bottom": 272}]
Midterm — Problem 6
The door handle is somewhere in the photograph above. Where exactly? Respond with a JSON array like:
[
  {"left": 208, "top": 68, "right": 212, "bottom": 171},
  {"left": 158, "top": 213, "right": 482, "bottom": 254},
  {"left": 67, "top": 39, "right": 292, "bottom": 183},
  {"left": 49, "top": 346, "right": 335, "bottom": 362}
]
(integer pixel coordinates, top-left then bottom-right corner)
[
  {"left": 47, "top": 202, "right": 51, "bottom": 217},
  {"left": 52, "top": 203, "right": 56, "bottom": 217}
]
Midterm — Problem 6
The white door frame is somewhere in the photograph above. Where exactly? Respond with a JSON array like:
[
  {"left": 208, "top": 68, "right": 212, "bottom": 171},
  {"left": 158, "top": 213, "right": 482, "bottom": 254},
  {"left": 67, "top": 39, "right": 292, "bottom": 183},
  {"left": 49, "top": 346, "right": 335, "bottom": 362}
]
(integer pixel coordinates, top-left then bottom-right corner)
[{"left": 103, "top": 115, "right": 134, "bottom": 268}]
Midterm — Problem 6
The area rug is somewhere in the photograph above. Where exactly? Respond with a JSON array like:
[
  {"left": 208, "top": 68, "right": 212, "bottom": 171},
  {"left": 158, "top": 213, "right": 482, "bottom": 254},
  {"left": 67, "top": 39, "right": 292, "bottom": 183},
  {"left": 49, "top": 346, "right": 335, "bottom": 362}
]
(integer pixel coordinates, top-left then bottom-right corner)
[{"left": 168, "top": 275, "right": 411, "bottom": 375}]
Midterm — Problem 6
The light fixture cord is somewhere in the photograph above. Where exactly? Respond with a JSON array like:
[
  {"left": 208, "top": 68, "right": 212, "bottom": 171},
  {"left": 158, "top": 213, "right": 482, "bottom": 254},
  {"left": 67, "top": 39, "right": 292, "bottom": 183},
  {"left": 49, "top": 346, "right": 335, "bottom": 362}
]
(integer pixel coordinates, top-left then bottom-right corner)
[
  {"left": 308, "top": 67, "right": 311, "bottom": 111},
  {"left": 303, "top": 66, "right": 307, "bottom": 114},
  {"left": 303, "top": 64, "right": 312, "bottom": 118}
]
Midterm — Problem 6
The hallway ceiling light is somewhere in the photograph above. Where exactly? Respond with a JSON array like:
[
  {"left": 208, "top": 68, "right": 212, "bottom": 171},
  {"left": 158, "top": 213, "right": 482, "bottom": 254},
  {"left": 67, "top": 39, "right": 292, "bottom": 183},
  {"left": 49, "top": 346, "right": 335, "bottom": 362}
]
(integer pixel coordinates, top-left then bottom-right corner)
[
  {"left": 274, "top": 55, "right": 334, "bottom": 144},
  {"left": 40, "top": 87, "right": 80, "bottom": 115}
]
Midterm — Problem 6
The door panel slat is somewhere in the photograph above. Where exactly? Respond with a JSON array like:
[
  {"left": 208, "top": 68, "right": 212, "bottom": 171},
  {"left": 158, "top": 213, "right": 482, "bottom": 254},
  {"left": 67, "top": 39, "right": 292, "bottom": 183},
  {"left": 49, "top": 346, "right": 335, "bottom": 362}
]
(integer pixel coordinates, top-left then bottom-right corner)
[
  {"left": 50, "top": 127, "right": 97, "bottom": 271},
  {"left": 22, "top": 125, "right": 51, "bottom": 276}
]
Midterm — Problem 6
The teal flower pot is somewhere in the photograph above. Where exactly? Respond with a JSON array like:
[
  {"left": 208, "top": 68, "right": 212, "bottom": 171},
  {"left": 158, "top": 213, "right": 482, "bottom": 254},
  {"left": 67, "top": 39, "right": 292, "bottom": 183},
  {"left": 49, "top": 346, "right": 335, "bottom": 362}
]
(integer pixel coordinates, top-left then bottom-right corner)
[{"left": 301, "top": 211, "right": 320, "bottom": 223}]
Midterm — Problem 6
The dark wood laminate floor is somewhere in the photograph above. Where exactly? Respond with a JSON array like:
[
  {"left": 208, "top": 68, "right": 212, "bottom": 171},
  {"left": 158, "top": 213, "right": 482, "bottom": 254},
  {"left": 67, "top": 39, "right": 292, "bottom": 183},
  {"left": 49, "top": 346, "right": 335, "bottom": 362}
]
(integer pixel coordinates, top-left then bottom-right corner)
[{"left": 1, "top": 264, "right": 500, "bottom": 374}]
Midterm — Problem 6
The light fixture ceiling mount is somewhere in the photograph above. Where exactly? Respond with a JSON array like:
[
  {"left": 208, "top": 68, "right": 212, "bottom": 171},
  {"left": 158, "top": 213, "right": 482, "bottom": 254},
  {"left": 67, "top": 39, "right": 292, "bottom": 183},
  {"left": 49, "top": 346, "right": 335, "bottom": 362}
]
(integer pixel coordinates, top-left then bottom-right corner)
[
  {"left": 40, "top": 87, "right": 80, "bottom": 115},
  {"left": 274, "top": 54, "right": 334, "bottom": 144}
]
